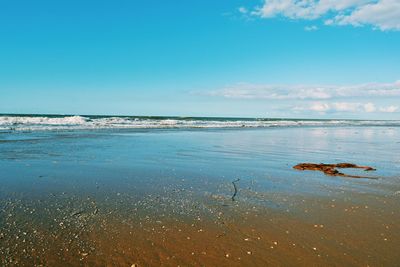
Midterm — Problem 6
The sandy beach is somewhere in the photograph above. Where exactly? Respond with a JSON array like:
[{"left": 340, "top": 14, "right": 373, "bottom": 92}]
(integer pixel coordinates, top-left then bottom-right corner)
[{"left": 1, "top": 125, "right": 399, "bottom": 266}]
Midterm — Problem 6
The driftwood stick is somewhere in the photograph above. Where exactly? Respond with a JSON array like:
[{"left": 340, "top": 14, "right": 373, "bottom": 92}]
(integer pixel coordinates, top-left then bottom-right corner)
[{"left": 231, "top": 179, "right": 240, "bottom": 201}]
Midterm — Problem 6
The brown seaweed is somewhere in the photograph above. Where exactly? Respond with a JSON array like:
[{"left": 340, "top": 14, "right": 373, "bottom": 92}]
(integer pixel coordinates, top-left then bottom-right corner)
[{"left": 293, "top": 163, "right": 376, "bottom": 179}]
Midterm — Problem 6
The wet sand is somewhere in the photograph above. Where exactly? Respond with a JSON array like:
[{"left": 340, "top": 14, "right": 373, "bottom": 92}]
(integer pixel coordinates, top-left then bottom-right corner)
[
  {"left": 1, "top": 127, "right": 400, "bottom": 266},
  {"left": 1, "top": 190, "right": 399, "bottom": 266}
]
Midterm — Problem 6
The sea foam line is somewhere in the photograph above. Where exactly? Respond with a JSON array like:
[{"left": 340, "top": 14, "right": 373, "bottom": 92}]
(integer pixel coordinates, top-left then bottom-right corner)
[{"left": 0, "top": 115, "right": 399, "bottom": 131}]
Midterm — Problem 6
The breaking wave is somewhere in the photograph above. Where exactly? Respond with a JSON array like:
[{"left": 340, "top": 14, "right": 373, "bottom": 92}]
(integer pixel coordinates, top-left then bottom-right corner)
[{"left": 1, "top": 115, "right": 399, "bottom": 131}]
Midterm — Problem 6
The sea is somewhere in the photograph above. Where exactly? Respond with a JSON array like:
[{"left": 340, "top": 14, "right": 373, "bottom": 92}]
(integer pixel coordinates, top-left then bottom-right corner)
[{"left": 1, "top": 114, "right": 400, "bottom": 265}]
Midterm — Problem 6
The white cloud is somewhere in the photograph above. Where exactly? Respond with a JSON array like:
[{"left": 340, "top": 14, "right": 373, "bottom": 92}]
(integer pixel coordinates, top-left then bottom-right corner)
[
  {"left": 380, "top": 105, "right": 399, "bottom": 112},
  {"left": 210, "top": 80, "right": 400, "bottom": 100},
  {"left": 208, "top": 81, "right": 400, "bottom": 114},
  {"left": 309, "top": 102, "right": 330, "bottom": 112},
  {"left": 238, "top": 6, "right": 248, "bottom": 14},
  {"left": 210, "top": 83, "right": 332, "bottom": 99},
  {"left": 332, "top": 0, "right": 400, "bottom": 30},
  {"left": 294, "top": 102, "right": 362, "bottom": 113},
  {"left": 295, "top": 102, "right": 398, "bottom": 113},
  {"left": 249, "top": 0, "right": 400, "bottom": 31},
  {"left": 304, "top": 25, "right": 319, "bottom": 31},
  {"left": 252, "top": 0, "right": 373, "bottom": 19},
  {"left": 363, "top": 102, "right": 376, "bottom": 112},
  {"left": 333, "top": 102, "right": 363, "bottom": 112}
]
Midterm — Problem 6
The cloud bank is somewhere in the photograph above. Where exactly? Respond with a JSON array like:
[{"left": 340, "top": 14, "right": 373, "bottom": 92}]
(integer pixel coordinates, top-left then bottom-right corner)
[
  {"left": 210, "top": 80, "right": 400, "bottom": 100},
  {"left": 208, "top": 80, "right": 400, "bottom": 114},
  {"left": 242, "top": 0, "right": 400, "bottom": 31},
  {"left": 295, "top": 102, "right": 398, "bottom": 113}
]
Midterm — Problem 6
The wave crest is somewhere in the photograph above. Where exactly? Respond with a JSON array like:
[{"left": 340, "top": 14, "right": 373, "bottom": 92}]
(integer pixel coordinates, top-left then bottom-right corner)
[{"left": 0, "top": 115, "right": 399, "bottom": 131}]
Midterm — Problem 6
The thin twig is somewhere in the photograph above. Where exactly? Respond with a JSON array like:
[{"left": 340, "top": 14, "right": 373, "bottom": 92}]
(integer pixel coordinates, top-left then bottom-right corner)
[{"left": 231, "top": 179, "right": 240, "bottom": 201}]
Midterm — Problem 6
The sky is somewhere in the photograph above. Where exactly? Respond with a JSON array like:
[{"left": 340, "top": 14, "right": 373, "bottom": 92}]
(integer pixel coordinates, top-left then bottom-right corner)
[{"left": 0, "top": 0, "right": 399, "bottom": 119}]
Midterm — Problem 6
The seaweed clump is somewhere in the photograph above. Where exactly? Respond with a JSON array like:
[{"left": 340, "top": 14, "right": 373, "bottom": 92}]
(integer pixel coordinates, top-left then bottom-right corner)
[{"left": 293, "top": 163, "right": 376, "bottom": 179}]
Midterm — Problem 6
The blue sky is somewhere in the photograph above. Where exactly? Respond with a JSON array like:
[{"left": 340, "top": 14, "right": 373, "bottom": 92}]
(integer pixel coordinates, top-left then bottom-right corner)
[{"left": 0, "top": 0, "right": 399, "bottom": 119}]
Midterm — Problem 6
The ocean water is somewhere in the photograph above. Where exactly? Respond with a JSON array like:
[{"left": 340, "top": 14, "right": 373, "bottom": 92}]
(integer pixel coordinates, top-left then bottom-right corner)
[
  {"left": 1, "top": 115, "right": 400, "bottom": 265},
  {"left": 1, "top": 119, "right": 399, "bottom": 200}
]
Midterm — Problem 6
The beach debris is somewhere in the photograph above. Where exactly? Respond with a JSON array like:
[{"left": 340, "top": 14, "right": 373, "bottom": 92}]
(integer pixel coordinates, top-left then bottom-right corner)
[
  {"left": 231, "top": 179, "right": 240, "bottom": 201},
  {"left": 293, "top": 163, "right": 376, "bottom": 178},
  {"left": 216, "top": 233, "right": 226, "bottom": 238},
  {"left": 93, "top": 208, "right": 99, "bottom": 215},
  {"left": 71, "top": 210, "right": 84, "bottom": 217}
]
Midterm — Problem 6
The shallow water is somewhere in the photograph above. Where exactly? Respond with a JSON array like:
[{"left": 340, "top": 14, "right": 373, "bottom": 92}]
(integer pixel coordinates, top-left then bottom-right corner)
[{"left": 1, "top": 127, "right": 399, "bottom": 266}]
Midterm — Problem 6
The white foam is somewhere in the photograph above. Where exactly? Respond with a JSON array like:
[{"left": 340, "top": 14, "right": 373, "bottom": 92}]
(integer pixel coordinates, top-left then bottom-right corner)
[
  {"left": 0, "top": 115, "right": 87, "bottom": 126},
  {"left": 0, "top": 115, "right": 399, "bottom": 131}
]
